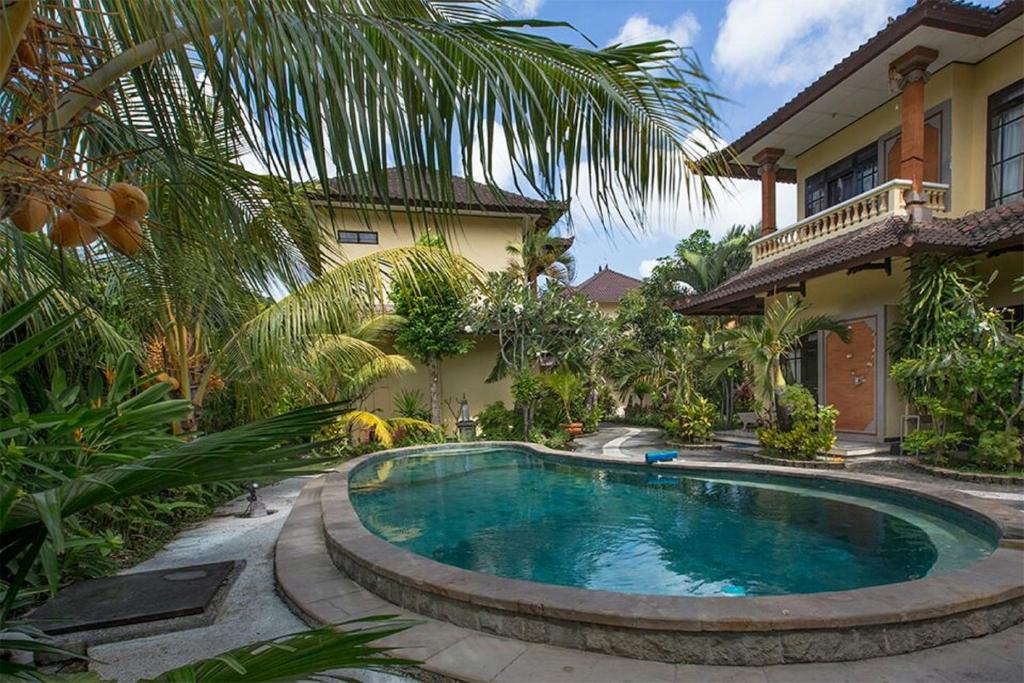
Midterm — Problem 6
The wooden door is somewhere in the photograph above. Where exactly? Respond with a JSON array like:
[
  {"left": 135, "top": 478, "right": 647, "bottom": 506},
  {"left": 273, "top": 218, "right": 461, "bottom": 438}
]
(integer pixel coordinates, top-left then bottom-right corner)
[{"left": 824, "top": 318, "right": 877, "bottom": 434}]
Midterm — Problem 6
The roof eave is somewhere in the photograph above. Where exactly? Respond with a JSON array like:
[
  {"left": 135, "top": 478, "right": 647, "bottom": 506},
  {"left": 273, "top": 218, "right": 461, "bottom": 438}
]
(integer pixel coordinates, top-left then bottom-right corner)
[{"left": 701, "top": 0, "right": 1023, "bottom": 176}]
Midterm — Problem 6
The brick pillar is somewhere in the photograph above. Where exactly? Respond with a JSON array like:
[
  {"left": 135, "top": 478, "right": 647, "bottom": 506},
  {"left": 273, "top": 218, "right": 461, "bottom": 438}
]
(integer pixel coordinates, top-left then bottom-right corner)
[
  {"left": 890, "top": 46, "right": 938, "bottom": 194},
  {"left": 753, "top": 148, "right": 784, "bottom": 236}
]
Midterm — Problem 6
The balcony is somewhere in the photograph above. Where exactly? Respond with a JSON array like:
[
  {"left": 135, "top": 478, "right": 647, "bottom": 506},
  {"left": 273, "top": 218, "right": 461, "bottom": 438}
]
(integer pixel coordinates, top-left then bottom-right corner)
[{"left": 750, "top": 179, "right": 949, "bottom": 265}]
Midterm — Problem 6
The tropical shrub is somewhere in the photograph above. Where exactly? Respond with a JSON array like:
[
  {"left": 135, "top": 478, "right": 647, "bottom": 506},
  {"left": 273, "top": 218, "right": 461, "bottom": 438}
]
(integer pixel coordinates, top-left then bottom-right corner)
[
  {"left": 970, "top": 429, "right": 1023, "bottom": 472},
  {"left": 582, "top": 403, "right": 605, "bottom": 434},
  {"left": 901, "top": 429, "right": 964, "bottom": 461},
  {"left": 511, "top": 371, "right": 545, "bottom": 437},
  {"left": 0, "top": 293, "right": 347, "bottom": 665},
  {"left": 756, "top": 386, "right": 838, "bottom": 460},
  {"left": 393, "top": 389, "right": 431, "bottom": 421},
  {"left": 333, "top": 411, "right": 439, "bottom": 450},
  {"left": 663, "top": 396, "right": 716, "bottom": 443},
  {"left": 531, "top": 428, "right": 573, "bottom": 451},
  {"left": 545, "top": 370, "right": 584, "bottom": 424},
  {"left": 710, "top": 297, "right": 849, "bottom": 427},
  {"left": 476, "top": 402, "right": 521, "bottom": 441},
  {"left": 889, "top": 256, "right": 1023, "bottom": 469}
]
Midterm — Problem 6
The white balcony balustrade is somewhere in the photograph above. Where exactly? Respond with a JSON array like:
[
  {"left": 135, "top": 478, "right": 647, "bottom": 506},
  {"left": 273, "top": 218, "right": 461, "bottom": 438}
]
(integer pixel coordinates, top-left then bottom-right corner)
[{"left": 750, "top": 180, "right": 949, "bottom": 264}]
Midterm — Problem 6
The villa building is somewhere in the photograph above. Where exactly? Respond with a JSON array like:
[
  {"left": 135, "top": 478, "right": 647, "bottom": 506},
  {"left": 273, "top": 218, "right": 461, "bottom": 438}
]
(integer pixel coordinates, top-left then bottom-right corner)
[
  {"left": 573, "top": 266, "right": 642, "bottom": 315},
  {"left": 313, "top": 168, "right": 567, "bottom": 426},
  {"left": 680, "top": 0, "right": 1024, "bottom": 444}
]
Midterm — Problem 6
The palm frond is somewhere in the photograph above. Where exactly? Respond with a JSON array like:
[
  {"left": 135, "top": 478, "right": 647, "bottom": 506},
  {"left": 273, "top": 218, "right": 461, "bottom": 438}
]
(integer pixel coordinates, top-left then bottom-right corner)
[{"left": 143, "top": 619, "right": 417, "bottom": 682}]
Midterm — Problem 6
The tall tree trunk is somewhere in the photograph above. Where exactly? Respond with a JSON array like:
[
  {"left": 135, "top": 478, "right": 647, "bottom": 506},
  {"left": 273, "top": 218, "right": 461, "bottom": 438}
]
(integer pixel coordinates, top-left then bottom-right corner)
[{"left": 429, "top": 354, "right": 442, "bottom": 426}]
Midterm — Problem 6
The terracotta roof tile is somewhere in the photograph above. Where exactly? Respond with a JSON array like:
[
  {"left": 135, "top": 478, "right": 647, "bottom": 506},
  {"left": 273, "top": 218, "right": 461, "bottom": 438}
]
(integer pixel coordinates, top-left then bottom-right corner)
[
  {"left": 319, "top": 167, "right": 567, "bottom": 219},
  {"left": 678, "top": 201, "right": 1024, "bottom": 314},
  {"left": 574, "top": 267, "right": 642, "bottom": 304}
]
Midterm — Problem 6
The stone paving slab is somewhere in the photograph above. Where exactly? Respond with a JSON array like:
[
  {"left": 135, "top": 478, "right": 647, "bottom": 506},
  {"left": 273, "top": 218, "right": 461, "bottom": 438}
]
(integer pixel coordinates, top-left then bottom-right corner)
[
  {"left": 276, "top": 471, "right": 1024, "bottom": 682},
  {"left": 492, "top": 643, "right": 675, "bottom": 683},
  {"left": 424, "top": 634, "right": 529, "bottom": 682}
]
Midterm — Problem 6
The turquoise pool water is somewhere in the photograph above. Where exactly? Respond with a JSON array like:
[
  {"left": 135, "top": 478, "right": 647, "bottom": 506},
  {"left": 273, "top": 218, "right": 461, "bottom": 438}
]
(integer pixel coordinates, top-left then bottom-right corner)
[{"left": 349, "top": 447, "right": 998, "bottom": 597}]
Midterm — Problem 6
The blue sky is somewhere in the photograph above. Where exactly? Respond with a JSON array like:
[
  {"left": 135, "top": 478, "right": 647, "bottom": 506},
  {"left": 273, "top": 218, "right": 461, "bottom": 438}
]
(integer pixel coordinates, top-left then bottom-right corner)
[{"left": 502, "top": 0, "right": 999, "bottom": 282}]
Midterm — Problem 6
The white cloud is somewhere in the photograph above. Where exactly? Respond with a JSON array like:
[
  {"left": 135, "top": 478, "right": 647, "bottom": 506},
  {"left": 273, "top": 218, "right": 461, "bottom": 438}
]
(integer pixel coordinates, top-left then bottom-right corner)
[
  {"left": 504, "top": 0, "right": 544, "bottom": 18},
  {"left": 609, "top": 12, "right": 700, "bottom": 48},
  {"left": 639, "top": 258, "right": 662, "bottom": 278},
  {"left": 712, "top": 0, "right": 902, "bottom": 86}
]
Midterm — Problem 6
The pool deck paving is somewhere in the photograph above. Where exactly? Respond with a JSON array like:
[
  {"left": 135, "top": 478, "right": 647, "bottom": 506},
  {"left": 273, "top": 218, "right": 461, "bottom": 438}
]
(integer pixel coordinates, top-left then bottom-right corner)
[{"left": 90, "top": 426, "right": 1024, "bottom": 682}]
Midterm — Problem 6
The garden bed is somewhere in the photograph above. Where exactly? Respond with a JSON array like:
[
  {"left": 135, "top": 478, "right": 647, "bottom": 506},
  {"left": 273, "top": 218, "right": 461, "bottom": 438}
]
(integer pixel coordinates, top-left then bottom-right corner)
[
  {"left": 906, "top": 459, "right": 1024, "bottom": 486},
  {"left": 751, "top": 452, "right": 846, "bottom": 469}
]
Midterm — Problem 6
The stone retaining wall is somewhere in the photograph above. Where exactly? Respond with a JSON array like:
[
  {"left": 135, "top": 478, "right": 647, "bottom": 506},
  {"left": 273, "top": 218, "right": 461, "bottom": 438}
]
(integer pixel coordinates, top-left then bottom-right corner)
[{"left": 907, "top": 459, "right": 1024, "bottom": 486}]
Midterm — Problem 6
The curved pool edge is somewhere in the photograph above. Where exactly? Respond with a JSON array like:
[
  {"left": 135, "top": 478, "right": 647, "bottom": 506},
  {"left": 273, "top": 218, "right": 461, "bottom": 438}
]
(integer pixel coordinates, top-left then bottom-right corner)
[{"left": 322, "top": 442, "right": 1024, "bottom": 665}]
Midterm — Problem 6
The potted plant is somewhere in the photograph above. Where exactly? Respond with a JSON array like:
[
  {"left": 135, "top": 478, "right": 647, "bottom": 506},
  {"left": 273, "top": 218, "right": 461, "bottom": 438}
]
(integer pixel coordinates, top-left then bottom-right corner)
[{"left": 546, "top": 369, "right": 584, "bottom": 437}]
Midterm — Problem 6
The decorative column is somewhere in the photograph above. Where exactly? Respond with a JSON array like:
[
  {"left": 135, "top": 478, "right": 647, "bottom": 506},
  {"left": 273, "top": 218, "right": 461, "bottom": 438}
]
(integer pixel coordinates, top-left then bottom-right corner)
[
  {"left": 753, "top": 148, "right": 784, "bottom": 236},
  {"left": 890, "top": 46, "right": 938, "bottom": 195}
]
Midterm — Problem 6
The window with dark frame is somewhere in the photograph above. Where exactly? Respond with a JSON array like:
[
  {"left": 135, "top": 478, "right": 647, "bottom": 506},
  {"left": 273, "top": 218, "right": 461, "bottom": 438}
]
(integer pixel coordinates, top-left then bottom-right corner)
[
  {"left": 804, "top": 144, "right": 878, "bottom": 217},
  {"left": 781, "top": 332, "right": 820, "bottom": 401},
  {"left": 336, "top": 230, "right": 379, "bottom": 245},
  {"left": 988, "top": 79, "right": 1024, "bottom": 207}
]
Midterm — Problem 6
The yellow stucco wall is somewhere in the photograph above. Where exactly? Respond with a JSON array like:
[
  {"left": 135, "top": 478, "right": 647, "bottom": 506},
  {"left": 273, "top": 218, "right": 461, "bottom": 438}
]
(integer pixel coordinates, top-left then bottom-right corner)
[
  {"left": 316, "top": 205, "right": 532, "bottom": 273},
  {"left": 357, "top": 337, "right": 512, "bottom": 430},
  {"left": 795, "top": 37, "right": 1024, "bottom": 219},
  {"left": 314, "top": 204, "right": 533, "bottom": 429}
]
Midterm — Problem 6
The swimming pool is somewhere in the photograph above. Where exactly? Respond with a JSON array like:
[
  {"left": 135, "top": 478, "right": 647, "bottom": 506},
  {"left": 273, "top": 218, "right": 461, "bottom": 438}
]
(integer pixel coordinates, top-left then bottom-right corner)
[{"left": 349, "top": 446, "right": 997, "bottom": 598}]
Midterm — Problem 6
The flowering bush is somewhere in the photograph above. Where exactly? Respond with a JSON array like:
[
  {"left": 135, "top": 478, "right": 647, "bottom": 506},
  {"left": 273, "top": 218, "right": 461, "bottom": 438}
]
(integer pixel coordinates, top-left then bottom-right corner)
[{"left": 469, "top": 273, "right": 610, "bottom": 379}]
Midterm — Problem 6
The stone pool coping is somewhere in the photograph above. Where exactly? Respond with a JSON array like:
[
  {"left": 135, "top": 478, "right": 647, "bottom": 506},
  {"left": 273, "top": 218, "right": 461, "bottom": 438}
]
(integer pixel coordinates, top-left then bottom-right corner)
[{"left": 318, "top": 442, "right": 1024, "bottom": 664}]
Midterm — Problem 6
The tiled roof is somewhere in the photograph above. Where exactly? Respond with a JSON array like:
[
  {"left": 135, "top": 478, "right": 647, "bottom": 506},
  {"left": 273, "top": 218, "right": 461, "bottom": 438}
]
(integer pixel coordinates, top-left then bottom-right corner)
[
  {"left": 317, "top": 167, "right": 567, "bottom": 221},
  {"left": 677, "top": 201, "right": 1024, "bottom": 314},
  {"left": 574, "top": 267, "right": 642, "bottom": 304}
]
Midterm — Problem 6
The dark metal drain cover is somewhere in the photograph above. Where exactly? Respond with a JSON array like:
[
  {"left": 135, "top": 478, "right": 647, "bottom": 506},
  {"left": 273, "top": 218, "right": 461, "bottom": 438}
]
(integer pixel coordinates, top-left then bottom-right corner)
[{"left": 30, "top": 560, "right": 241, "bottom": 635}]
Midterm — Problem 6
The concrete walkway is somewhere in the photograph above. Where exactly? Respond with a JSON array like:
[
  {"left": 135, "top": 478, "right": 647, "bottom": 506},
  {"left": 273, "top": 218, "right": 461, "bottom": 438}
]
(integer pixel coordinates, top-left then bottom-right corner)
[{"left": 88, "top": 478, "right": 406, "bottom": 683}]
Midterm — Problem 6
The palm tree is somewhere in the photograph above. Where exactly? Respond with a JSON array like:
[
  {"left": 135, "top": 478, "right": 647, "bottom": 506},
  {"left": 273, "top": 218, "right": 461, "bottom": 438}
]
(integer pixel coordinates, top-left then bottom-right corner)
[
  {"left": 672, "top": 224, "right": 758, "bottom": 295},
  {"left": 709, "top": 297, "right": 850, "bottom": 426},
  {"left": 506, "top": 228, "right": 576, "bottom": 293},
  {"left": 2, "top": 0, "right": 729, "bottom": 245}
]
